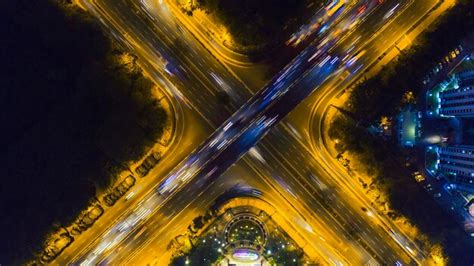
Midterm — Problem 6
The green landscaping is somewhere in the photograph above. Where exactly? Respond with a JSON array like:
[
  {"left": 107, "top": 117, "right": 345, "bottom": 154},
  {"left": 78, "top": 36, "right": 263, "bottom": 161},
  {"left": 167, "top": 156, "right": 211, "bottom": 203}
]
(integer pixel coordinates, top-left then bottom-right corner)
[
  {"left": 170, "top": 206, "right": 309, "bottom": 266},
  {"left": 264, "top": 236, "right": 304, "bottom": 266},
  {"left": 170, "top": 235, "right": 223, "bottom": 266},
  {"left": 228, "top": 220, "right": 265, "bottom": 245}
]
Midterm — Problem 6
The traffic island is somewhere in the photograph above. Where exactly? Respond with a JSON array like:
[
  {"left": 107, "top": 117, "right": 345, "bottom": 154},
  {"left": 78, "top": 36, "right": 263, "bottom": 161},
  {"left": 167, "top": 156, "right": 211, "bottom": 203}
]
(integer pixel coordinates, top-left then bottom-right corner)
[{"left": 169, "top": 203, "right": 315, "bottom": 265}]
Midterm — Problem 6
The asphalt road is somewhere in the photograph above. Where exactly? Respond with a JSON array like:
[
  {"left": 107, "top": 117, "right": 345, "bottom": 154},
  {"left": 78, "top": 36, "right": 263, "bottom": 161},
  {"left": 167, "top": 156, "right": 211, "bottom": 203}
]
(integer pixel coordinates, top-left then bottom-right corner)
[{"left": 53, "top": 0, "right": 450, "bottom": 264}]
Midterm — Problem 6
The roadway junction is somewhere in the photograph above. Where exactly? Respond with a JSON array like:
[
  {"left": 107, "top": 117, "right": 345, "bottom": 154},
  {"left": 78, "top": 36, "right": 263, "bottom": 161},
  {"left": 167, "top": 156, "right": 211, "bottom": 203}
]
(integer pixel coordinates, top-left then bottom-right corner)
[{"left": 52, "top": 0, "right": 455, "bottom": 264}]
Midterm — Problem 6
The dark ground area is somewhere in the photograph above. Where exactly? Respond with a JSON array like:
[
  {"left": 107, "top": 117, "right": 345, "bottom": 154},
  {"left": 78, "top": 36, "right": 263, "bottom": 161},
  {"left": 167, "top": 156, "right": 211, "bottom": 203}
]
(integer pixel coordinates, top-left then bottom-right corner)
[
  {"left": 0, "top": 0, "right": 166, "bottom": 263},
  {"left": 329, "top": 0, "right": 474, "bottom": 264},
  {"left": 196, "top": 0, "right": 321, "bottom": 48}
]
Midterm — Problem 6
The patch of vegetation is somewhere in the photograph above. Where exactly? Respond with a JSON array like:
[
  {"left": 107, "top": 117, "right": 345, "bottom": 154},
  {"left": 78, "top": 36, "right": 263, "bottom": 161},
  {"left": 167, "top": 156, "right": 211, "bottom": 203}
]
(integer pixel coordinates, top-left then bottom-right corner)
[
  {"left": 195, "top": 0, "right": 320, "bottom": 47},
  {"left": 227, "top": 220, "right": 265, "bottom": 244},
  {"left": 265, "top": 239, "right": 304, "bottom": 266},
  {"left": 1, "top": 0, "right": 167, "bottom": 263},
  {"left": 329, "top": 1, "right": 474, "bottom": 264},
  {"left": 170, "top": 234, "right": 223, "bottom": 266}
]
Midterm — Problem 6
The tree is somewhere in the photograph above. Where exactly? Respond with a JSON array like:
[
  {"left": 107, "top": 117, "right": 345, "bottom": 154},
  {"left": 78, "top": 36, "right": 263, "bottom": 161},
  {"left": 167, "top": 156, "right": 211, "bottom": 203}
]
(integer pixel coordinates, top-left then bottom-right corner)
[{"left": 192, "top": 216, "right": 205, "bottom": 230}]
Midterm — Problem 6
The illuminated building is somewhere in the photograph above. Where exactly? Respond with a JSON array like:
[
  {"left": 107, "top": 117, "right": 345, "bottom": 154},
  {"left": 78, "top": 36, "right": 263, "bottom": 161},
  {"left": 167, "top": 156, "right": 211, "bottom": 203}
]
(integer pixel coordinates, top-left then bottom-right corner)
[
  {"left": 437, "top": 145, "right": 474, "bottom": 193},
  {"left": 439, "top": 86, "right": 474, "bottom": 117},
  {"left": 457, "top": 69, "right": 474, "bottom": 87}
]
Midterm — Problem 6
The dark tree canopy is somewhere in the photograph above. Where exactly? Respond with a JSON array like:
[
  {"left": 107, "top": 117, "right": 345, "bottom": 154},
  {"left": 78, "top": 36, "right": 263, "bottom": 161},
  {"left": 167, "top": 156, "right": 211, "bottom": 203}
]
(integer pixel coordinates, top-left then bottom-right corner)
[
  {"left": 0, "top": 0, "right": 167, "bottom": 263},
  {"left": 197, "top": 0, "right": 315, "bottom": 47}
]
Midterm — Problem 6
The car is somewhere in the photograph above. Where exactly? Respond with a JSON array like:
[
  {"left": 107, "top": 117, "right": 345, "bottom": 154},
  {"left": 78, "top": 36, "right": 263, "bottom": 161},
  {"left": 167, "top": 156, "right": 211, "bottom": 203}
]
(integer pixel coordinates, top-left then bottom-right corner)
[
  {"left": 40, "top": 233, "right": 73, "bottom": 262},
  {"left": 135, "top": 165, "right": 149, "bottom": 177},
  {"left": 108, "top": 193, "right": 119, "bottom": 201},
  {"left": 112, "top": 189, "right": 123, "bottom": 198},
  {"left": 433, "top": 192, "right": 442, "bottom": 198},
  {"left": 151, "top": 152, "right": 161, "bottom": 161},
  {"left": 425, "top": 184, "right": 434, "bottom": 191},
  {"left": 144, "top": 152, "right": 161, "bottom": 169},
  {"left": 117, "top": 184, "right": 128, "bottom": 194},
  {"left": 108, "top": 194, "right": 119, "bottom": 203},
  {"left": 40, "top": 253, "right": 55, "bottom": 263},
  {"left": 413, "top": 172, "right": 424, "bottom": 182},
  {"left": 143, "top": 158, "right": 156, "bottom": 169},
  {"left": 123, "top": 175, "right": 136, "bottom": 188},
  {"left": 70, "top": 227, "right": 82, "bottom": 235},
  {"left": 103, "top": 196, "right": 115, "bottom": 206},
  {"left": 89, "top": 205, "right": 104, "bottom": 220},
  {"left": 450, "top": 51, "right": 457, "bottom": 59}
]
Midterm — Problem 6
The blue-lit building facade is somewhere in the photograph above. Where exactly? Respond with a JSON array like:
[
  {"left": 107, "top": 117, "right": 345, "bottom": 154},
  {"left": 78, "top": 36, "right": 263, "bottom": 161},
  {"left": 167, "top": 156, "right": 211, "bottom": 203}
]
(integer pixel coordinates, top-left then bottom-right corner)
[
  {"left": 422, "top": 46, "right": 474, "bottom": 230},
  {"left": 458, "top": 69, "right": 474, "bottom": 87},
  {"left": 427, "top": 69, "right": 474, "bottom": 117},
  {"left": 438, "top": 86, "right": 474, "bottom": 117},
  {"left": 437, "top": 145, "right": 474, "bottom": 193},
  {"left": 424, "top": 62, "right": 474, "bottom": 193}
]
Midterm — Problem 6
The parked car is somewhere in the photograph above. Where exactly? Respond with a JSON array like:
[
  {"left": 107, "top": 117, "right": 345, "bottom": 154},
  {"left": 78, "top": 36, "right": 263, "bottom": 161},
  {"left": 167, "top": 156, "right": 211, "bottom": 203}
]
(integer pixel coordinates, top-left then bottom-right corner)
[
  {"left": 143, "top": 157, "right": 157, "bottom": 169},
  {"left": 136, "top": 152, "right": 161, "bottom": 177},
  {"left": 117, "top": 184, "right": 128, "bottom": 194},
  {"left": 103, "top": 195, "right": 115, "bottom": 206},
  {"left": 103, "top": 175, "right": 136, "bottom": 206},
  {"left": 135, "top": 164, "right": 149, "bottom": 177},
  {"left": 144, "top": 152, "right": 161, "bottom": 169},
  {"left": 123, "top": 175, "right": 136, "bottom": 188},
  {"left": 40, "top": 232, "right": 74, "bottom": 262},
  {"left": 425, "top": 184, "right": 434, "bottom": 192},
  {"left": 89, "top": 205, "right": 104, "bottom": 220}
]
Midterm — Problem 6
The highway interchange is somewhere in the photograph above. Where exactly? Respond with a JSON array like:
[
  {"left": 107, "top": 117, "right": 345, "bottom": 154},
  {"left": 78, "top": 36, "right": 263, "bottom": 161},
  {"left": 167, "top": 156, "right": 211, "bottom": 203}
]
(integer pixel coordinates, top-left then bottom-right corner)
[{"left": 56, "top": 0, "right": 453, "bottom": 265}]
